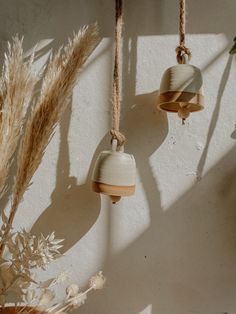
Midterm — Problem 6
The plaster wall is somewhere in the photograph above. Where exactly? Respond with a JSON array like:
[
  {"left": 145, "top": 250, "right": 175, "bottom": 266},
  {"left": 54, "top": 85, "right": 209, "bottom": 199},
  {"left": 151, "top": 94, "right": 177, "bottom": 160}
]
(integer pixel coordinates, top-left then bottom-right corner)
[{"left": 1, "top": 1, "right": 236, "bottom": 313}]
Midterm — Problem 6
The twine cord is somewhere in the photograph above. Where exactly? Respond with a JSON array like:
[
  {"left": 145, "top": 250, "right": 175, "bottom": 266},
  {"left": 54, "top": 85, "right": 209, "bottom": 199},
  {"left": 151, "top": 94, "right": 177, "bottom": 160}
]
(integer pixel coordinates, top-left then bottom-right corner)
[
  {"left": 110, "top": 0, "right": 126, "bottom": 149},
  {"left": 176, "top": 0, "right": 192, "bottom": 64}
]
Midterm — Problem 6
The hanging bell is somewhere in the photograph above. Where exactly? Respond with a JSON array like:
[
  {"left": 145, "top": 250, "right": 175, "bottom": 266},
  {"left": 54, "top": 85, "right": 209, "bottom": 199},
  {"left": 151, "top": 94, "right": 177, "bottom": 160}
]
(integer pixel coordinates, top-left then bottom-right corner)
[
  {"left": 157, "top": 63, "right": 204, "bottom": 122},
  {"left": 92, "top": 140, "right": 136, "bottom": 204}
]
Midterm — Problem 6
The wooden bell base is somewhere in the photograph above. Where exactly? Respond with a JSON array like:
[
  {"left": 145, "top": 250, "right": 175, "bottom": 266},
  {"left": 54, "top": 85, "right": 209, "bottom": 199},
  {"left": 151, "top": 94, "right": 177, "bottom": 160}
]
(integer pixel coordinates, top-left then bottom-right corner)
[
  {"left": 0, "top": 307, "right": 38, "bottom": 314},
  {"left": 158, "top": 91, "right": 204, "bottom": 113},
  {"left": 92, "top": 181, "right": 135, "bottom": 204}
]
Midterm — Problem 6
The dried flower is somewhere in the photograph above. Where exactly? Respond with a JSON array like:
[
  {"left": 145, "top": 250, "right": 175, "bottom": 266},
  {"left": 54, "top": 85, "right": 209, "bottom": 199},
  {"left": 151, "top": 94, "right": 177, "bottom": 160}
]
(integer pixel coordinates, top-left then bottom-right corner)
[
  {"left": 0, "top": 229, "right": 63, "bottom": 306},
  {"left": 66, "top": 284, "right": 79, "bottom": 298},
  {"left": 55, "top": 271, "right": 69, "bottom": 284},
  {"left": 70, "top": 292, "right": 87, "bottom": 308},
  {"left": 44, "top": 272, "right": 106, "bottom": 314},
  {"left": 38, "top": 289, "right": 55, "bottom": 306},
  {"left": 89, "top": 271, "right": 106, "bottom": 290}
]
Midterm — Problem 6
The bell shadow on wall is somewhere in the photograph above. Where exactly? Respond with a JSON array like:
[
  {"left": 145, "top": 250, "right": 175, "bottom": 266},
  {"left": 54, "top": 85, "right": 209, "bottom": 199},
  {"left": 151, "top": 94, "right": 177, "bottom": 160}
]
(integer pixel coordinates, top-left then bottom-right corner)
[
  {"left": 82, "top": 40, "right": 236, "bottom": 314},
  {"left": 102, "top": 25, "right": 168, "bottom": 314},
  {"left": 110, "top": 42, "right": 169, "bottom": 314},
  {"left": 120, "top": 31, "right": 168, "bottom": 228},
  {"left": 31, "top": 102, "right": 101, "bottom": 253},
  {"left": 82, "top": 29, "right": 169, "bottom": 313}
]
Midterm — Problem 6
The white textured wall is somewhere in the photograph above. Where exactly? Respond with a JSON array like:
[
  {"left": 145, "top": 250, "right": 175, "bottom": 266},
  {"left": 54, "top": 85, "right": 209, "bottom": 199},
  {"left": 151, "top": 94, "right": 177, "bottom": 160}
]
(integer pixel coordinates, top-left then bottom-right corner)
[{"left": 1, "top": 1, "right": 236, "bottom": 313}]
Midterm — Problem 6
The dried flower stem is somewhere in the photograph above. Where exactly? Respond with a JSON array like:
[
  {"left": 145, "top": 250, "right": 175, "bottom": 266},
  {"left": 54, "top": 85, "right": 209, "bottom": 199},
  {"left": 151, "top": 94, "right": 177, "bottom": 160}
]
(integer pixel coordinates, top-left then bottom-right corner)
[
  {"left": 0, "top": 24, "right": 100, "bottom": 257},
  {"left": 46, "top": 286, "right": 93, "bottom": 313}
]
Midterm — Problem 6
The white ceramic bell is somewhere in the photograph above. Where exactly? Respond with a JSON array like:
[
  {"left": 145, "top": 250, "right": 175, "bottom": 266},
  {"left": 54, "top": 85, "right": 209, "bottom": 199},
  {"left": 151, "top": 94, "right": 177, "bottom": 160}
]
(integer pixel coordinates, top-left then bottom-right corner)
[
  {"left": 92, "top": 140, "right": 136, "bottom": 203},
  {"left": 157, "top": 63, "right": 204, "bottom": 121}
]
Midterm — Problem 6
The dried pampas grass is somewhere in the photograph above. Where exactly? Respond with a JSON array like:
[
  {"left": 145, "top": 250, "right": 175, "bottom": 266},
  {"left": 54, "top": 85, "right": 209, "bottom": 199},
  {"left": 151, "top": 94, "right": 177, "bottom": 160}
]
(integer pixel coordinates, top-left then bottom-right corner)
[
  {"left": 0, "top": 24, "right": 100, "bottom": 256},
  {"left": 0, "top": 37, "right": 37, "bottom": 196}
]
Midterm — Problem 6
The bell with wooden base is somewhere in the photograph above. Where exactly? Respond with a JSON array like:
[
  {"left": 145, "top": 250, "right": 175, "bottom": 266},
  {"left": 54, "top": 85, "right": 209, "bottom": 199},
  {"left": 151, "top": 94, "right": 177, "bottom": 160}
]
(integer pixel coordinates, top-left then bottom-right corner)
[
  {"left": 157, "top": 63, "right": 204, "bottom": 122},
  {"left": 92, "top": 140, "right": 136, "bottom": 204}
]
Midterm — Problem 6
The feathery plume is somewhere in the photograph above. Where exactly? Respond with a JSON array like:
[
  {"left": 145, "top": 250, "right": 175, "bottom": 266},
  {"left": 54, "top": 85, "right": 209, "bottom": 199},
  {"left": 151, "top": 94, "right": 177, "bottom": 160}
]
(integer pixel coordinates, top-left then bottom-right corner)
[
  {"left": 0, "top": 37, "right": 37, "bottom": 196},
  {"left": 0, "top": 24, "right": 100, "bottom": 256}
]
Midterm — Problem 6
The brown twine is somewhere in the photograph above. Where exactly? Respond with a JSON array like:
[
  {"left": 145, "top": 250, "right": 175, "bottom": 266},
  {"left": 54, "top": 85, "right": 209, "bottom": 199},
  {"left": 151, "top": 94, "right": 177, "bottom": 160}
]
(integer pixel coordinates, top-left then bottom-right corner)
[
  {"left": 176, "top": 0, "right": 192, "bottom": 64},
  {"left": 110, "top": 0, "right": 126, "bottom": 149}
]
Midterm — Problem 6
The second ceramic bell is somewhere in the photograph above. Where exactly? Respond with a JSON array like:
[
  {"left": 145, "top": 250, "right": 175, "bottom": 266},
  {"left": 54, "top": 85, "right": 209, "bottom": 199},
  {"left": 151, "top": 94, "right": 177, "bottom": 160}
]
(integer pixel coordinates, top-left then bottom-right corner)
[
  {"left": 157, "top": 63, "right": 204, "bottom": 121},
  {"left": 92, "top": 140, "right": 136, "bottom": 203}
]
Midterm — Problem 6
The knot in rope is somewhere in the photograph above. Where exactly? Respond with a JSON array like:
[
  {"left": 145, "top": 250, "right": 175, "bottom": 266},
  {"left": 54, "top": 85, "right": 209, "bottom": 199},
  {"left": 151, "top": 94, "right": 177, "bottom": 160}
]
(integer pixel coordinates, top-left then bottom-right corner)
[
  {"left": 176, "top": 45, "right": 192, "bottom": 64},
  {"left": 110, "top": 129, "right": 126, "bottom": 148}
]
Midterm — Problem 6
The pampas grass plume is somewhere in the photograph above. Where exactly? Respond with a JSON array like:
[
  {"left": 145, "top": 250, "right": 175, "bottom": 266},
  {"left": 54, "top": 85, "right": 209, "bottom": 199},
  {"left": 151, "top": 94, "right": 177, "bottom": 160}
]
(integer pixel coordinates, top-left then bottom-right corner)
[{"left": 0, "top": 24, "right": 100, "bottom": 256}]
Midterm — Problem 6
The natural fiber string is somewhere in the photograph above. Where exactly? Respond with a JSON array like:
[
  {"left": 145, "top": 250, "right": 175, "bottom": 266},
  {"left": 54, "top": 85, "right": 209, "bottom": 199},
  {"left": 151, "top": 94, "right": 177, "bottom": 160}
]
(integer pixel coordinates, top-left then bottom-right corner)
[
  {"left": 176, "top": 0, "right": 192, "bottom": 64},
  {"left": 110, "top": 0, "right": 126, "bottom": 149}
]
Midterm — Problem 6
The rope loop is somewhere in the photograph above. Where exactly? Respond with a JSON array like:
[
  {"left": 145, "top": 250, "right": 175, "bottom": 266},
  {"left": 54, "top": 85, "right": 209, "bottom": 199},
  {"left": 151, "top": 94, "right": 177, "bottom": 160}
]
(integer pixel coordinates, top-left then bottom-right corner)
[
  {"left": 110, "top": 129, "right": 126, "bottom": 149},
  {"left": 176, "top": 45, "right": 192, "bottom": 64}
]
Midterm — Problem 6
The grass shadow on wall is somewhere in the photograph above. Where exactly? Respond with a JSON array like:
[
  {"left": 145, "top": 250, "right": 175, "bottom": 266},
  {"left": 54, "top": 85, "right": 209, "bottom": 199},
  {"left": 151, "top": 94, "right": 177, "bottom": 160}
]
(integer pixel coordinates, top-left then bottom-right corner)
[{"left": 31, "top": 102, "right": 101, "bottom": 253}]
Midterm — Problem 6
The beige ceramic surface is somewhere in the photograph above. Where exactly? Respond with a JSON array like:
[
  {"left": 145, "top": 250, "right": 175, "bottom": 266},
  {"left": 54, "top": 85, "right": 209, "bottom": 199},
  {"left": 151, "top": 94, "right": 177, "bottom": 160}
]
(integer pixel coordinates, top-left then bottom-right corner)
[
  {"left": 158, "top": 64, "right": 204, "bottom": 114},
  {"left": 160, "top": 64, "right": 203, "bottom": 94},
  {"left": 92, "top": 150, "right": 136, "bottom": 187}
]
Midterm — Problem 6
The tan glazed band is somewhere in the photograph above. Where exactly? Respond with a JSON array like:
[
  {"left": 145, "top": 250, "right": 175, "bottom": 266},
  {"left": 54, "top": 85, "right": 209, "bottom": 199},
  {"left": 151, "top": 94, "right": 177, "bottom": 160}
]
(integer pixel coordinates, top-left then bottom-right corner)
[
  {"left": 92, "top": 181, "right": 135, "bottom": 196},
  {"left": 158, "top": 91, "right": 204, "bottom": 112}
]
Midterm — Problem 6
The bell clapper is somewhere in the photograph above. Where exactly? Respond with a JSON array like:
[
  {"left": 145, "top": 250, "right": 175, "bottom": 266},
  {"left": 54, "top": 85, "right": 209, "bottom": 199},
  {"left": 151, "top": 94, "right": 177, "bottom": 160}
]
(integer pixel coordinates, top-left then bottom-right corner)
[
  {"left": 110, "top": 195, "right": 121, "bottom": 204},
  {"left": 178, "top": 104, "right": 190, "bottom": 123}
]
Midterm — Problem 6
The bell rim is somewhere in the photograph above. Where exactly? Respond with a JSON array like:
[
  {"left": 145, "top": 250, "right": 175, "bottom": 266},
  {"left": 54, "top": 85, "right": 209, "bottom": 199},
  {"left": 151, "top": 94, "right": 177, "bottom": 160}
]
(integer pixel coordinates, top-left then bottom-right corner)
[
  {"left": 157, "top": 90, "right": 204, "bottom": 113},
  {"left": 157, "top": 102, "right": 204, "bottom": 113}
]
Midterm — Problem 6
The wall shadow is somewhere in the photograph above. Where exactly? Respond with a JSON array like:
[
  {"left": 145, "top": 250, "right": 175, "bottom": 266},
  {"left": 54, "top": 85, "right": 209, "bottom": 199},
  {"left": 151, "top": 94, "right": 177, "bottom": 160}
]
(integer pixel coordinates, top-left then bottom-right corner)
[
  {"left": 197, "top": 55, "right": 233, "bottom": 180},
  {"left": 231, "top": 55, "right": 236, "bottom": 139},
  {"left": 82, "top": 146, "right": 236, "bottom": 314},
  {"left": 0, "top": 1, "right": 235, "bottom": 313},
  {"left": 31, "top": 103, "right": 101, "bottom": 253},
  {"left": 81, "top": 1, "right": 236, "bottom": 313}
]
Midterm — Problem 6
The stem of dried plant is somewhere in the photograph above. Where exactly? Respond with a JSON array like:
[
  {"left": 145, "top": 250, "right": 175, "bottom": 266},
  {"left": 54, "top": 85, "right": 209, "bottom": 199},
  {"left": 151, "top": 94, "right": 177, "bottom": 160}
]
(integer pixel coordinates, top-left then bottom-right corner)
[
  {"left": 0, "top": 24, "right": 100, "bottom": 257},
  {"left": 0, "top": 37, "right": 37, "bottom": 197}
]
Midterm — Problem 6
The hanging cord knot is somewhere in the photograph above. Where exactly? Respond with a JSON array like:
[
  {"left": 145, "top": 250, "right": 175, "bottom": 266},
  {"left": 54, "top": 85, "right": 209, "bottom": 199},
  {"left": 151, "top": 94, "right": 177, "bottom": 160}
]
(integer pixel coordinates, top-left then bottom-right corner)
[
  {"left": 110, "top": 129, "right": 126, "bottom": 149},
  {"left": 176, "top": 45, "right": 192, "bottom": 64}
]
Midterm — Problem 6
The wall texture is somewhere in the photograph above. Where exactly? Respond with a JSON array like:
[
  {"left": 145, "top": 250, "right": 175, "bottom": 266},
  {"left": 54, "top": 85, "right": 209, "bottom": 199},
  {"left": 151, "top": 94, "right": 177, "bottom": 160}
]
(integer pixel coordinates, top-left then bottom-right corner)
[{"left": 1, "top": 1, "right": 236, "bottom": 313}]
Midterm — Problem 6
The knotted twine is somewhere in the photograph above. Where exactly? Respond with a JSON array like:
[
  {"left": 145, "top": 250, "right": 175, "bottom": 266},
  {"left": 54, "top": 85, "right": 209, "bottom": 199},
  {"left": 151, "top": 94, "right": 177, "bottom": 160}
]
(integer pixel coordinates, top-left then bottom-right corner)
[
  {"left": 110, "top": 0, "right": 126, "bottom": 150},
  {"left": 176, "top": 0, "right": 192, "bottom": 64}
]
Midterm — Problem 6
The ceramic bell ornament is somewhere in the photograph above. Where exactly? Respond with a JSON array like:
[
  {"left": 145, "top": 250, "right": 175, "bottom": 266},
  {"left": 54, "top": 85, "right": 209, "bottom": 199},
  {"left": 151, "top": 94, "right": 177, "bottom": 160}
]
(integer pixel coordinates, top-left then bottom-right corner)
[
  {"left": 92, "top": 139, "right": 136, "bottom": 204},
  {"left": 157, "top": 0, "right": 204, "bottom": 124},
  {"left": 92, "top": 0, "right": 136, "bottom": 203}
]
